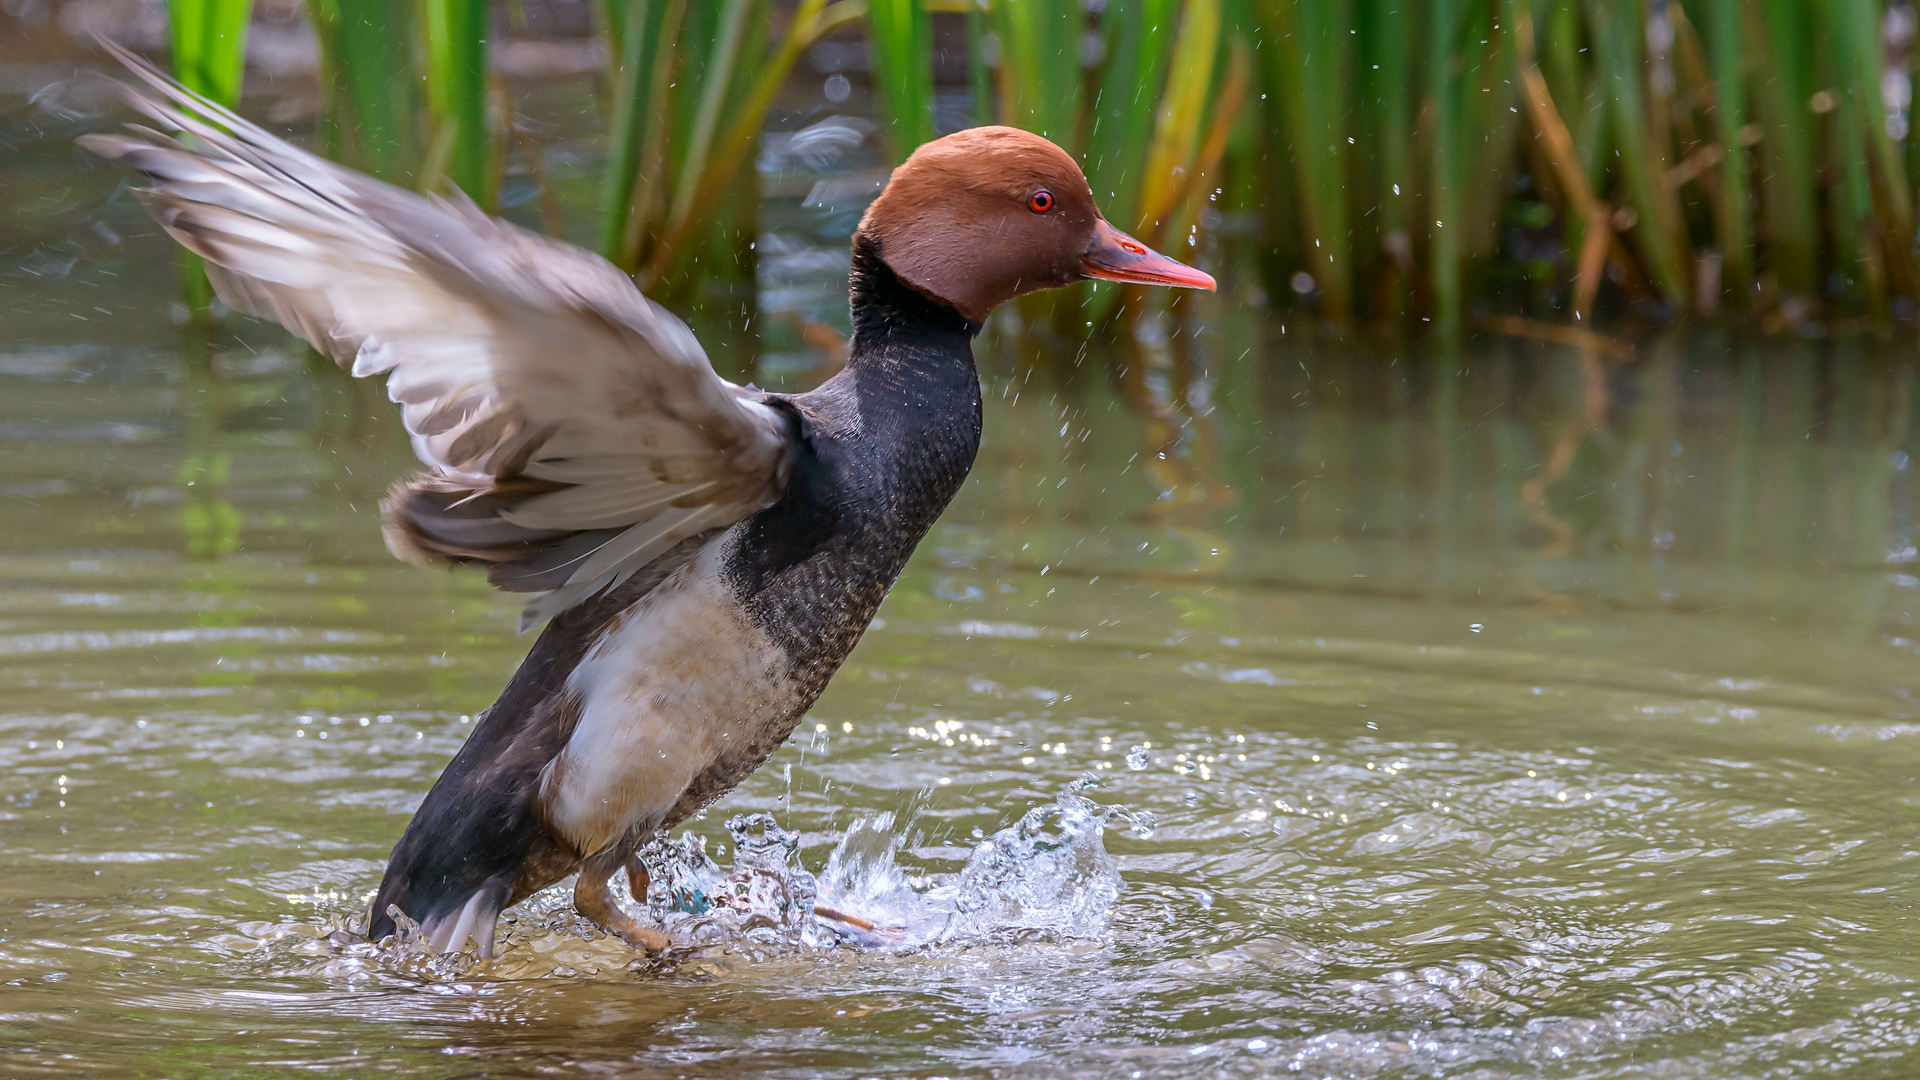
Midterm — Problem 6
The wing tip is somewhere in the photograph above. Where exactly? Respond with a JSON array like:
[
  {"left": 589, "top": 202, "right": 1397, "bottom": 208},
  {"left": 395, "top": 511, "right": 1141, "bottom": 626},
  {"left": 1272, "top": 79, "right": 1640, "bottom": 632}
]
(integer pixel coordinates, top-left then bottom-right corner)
[
  {"left": 74, "top": 131, "right": 132, "bottom": 159},
  {"left": 516, "top": 603, "right": 550, "bottom": 635},
  {"left": 379, "top": 514, "right": 442, "bottom": 570}
]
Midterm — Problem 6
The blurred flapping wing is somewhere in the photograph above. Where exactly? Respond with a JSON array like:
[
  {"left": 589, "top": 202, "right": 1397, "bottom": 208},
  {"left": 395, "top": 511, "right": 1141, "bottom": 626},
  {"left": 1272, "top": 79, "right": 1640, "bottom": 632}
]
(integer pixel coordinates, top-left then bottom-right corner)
[{"left": 80, "top": 44, "right": 791, "bottom": 630}]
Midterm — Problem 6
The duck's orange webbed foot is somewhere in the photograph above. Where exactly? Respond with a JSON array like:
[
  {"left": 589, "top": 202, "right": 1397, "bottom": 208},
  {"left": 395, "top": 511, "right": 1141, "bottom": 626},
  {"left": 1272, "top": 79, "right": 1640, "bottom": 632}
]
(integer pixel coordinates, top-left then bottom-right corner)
[{"left": 575, "top": 857, "right": 669, "bottom": 952}]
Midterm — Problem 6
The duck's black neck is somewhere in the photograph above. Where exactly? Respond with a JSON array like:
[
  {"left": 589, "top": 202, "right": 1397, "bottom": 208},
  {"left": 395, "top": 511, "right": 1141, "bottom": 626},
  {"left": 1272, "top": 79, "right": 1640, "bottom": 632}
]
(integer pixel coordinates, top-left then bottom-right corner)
[{"left": 847, "top": 231, "right": 979, "bottom": 358}]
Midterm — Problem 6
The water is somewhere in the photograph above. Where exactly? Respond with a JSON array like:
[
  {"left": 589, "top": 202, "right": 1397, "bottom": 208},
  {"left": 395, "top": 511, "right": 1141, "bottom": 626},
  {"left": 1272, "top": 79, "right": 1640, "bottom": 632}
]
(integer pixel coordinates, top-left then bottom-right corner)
[{"left": 4, "top": 78, "right": 1920, "bottom": 1080}]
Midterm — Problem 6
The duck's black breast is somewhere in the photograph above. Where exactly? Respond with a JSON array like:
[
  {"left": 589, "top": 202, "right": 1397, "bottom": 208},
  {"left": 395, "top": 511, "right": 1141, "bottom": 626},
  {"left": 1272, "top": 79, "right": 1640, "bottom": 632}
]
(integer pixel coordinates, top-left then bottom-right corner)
[
  {"left": 729, "top": 234, "right": 982, "bottom": 683},
  {"left": 732, "top": 347, "right": 982, "bottom": 684},
  {"left": 661, "top": 245, "right": 981, "bottom": 825}
]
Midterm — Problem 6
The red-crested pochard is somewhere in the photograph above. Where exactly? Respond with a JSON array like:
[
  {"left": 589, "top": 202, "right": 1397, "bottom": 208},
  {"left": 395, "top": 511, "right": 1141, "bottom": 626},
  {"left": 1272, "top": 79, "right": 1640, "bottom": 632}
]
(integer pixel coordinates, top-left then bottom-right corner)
[{"left": 82, "top": 43, "right": 1214, "bottom": 956}]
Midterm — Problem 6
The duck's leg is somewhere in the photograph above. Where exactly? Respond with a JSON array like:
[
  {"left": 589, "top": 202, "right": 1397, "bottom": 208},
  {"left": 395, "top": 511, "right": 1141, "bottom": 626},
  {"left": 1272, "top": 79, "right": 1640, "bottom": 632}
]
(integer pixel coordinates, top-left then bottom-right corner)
[
  {"left": 574, "top": 855, "right": 669, "bottom": 952},
  {"left": 625, "top": 856, "right": 650, "bottom": 904}
]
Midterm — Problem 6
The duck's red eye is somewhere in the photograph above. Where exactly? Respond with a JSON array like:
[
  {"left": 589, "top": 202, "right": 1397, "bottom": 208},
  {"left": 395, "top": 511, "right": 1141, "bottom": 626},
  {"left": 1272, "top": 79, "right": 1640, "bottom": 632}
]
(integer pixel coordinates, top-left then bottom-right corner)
[{"left": 1028, "top": 190, "right": 1055, "bottom": 213}]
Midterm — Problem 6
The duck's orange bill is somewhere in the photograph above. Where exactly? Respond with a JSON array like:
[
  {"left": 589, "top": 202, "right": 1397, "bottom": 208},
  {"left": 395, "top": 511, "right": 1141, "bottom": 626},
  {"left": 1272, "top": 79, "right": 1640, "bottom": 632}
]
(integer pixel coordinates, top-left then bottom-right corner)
[{"left": 1079, "top": 218, "right": 1217, "bottom": 291}]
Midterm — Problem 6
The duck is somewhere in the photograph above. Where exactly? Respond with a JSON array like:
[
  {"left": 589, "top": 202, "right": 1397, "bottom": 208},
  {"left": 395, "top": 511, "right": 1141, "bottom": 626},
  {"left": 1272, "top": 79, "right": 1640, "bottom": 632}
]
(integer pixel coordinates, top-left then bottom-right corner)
[{"left": 82, "top": 44, "right": 1215, "bottom": 957}]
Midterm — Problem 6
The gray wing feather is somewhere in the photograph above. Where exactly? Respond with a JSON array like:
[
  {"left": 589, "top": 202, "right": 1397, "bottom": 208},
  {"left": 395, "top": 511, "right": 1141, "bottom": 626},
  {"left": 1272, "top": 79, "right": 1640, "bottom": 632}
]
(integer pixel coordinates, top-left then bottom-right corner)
[{"left": 79, "top": 43, "right": 790, "bottom": 630}]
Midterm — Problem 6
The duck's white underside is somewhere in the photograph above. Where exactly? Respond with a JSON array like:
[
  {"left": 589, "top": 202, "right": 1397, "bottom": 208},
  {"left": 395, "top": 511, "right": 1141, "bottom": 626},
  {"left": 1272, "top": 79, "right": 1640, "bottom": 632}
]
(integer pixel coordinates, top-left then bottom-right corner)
[
  {"left": 538, "top": 527, "right": 800, "bottom": 858},
  {"left": 416, "top": 528, "right": 800, "bottom": 956}
]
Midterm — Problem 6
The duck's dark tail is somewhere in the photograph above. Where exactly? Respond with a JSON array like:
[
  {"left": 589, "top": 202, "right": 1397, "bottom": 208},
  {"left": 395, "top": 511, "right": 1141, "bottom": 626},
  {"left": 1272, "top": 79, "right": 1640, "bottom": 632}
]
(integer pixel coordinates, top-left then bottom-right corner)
[{"left": 367, "top": 691, "right": 580, "bottom": 957}]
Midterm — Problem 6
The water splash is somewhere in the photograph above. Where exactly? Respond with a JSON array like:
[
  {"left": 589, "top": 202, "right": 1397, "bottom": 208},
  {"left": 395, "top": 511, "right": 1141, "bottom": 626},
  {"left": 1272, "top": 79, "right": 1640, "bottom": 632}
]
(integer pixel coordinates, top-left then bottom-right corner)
[
  {"left": 307, "top": 782, "right": 1147, "bottom": 983},
  {"left": 632, "top": 813, "right": 823, "bottom": 948},
  {"left": 632, "top": 780, "right": 1149, "bottom": 951},
  {"left": 931, "top": 782, "right": 1144, "bottom": 942}
]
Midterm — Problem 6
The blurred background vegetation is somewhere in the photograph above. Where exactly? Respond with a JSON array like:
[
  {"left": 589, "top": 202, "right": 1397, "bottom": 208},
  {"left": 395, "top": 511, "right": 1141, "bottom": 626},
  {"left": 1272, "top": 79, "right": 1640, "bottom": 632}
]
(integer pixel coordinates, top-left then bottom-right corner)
[{"left": 13, "top": 0, "right": 1920, "bottom": 343}]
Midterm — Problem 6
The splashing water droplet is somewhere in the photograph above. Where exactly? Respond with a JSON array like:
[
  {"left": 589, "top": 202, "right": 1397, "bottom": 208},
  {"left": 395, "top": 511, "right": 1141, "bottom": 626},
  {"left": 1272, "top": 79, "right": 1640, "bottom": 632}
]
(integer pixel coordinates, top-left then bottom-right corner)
[
  {"left": 641, "top": 832, "right": 725, "bottom": 919},
  {"left": 626, "top": 782, "right": 1147, "bottom": 952},
  {"left": 627, "top": 814, "right": 823, "bottom": 948},
  {"left": 1126, "top": 745, "right": 1151, "bottom": 770},
  {"left": 936, "top": 780, "right": 1134, "bottom": 942},
  {"left": 724, "top": 813, "right": 821, "bottom": 944}
]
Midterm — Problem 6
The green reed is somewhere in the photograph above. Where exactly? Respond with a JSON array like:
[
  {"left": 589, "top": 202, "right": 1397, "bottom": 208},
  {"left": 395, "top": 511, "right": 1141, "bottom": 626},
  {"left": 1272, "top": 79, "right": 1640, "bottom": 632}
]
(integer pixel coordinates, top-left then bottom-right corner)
[
  {"left": 168, "top": 0, "right": 252, "bottom": 105},
  {"left": 297, "top": 0, "right": 483, "bottom": 203},
  {"left": 421, "top": 0, "right": 492, "bottom": 205},
  {"left": 1590, "top": 0, "right": 1687, "bottom": 307},
  {"left": 866, "top": 0, "right": 937, "bottom": 159},
  {"left": 165, "top": 0, "right": 253, "bottom": 315},
  {"left": 1263, "top": 0, "right": 1354, "bottom": 321},
  {"left": 303, "top": 0, "right": 417, "bottom": 185},
  {"left": 598, "top": 0, "right": 863, "bottom": 293},
  {"left": 1217, "top": 0, "right": 1920, "bottom": 327},
  {"left": 175, "top": 0, "right": 1920, "bottom": 331},
  {"left": 1085, "top": 0, "right": 1177, "bottom": 222},
  {"left": 1700, "top": 0, "right": 1752, "bottom": 294},
  {"left": 991, "top": 0, "right": 1085, "bottom": 149}
]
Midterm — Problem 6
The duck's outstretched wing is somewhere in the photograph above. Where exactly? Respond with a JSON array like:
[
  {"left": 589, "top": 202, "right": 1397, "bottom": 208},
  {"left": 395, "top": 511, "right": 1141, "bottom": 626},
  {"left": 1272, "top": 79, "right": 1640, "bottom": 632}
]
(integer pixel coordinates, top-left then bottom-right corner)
[{"left": 79, "top": 43, "right": 791, "bottom": 630}]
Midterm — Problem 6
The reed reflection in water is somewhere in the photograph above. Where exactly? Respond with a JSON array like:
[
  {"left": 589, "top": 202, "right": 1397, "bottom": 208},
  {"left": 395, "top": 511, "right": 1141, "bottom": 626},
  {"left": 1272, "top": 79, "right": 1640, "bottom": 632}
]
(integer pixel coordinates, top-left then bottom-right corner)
[{"left": 966, "top": 321, "right": 1918, "bottom": 635}]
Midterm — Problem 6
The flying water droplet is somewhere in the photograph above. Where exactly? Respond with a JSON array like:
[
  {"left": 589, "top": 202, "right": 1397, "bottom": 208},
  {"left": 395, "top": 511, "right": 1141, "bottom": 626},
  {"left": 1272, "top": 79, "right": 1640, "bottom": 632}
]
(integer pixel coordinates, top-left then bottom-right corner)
[{"left": 1126, "top": 744, "right": 1151, "bottom": 770}]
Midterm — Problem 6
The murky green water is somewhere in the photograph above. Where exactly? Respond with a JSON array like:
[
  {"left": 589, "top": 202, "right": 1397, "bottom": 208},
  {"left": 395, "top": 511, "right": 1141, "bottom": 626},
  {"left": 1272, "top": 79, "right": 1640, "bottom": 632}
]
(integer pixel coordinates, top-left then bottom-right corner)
[{"left": 5, "top": 88, "right": 1920, "bottom": 1079}]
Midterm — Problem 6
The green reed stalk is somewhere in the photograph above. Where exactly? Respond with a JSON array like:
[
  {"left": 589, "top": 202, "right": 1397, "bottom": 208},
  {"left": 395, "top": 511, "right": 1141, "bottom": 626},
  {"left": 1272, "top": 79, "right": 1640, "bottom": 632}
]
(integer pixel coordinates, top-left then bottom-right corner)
[
  {"left": 1357, "top": 0, "right": 1414, "bottom": 304},
  {"left": 1830, "top": 97, "right": 1880, "bottom": 309},
  {"left": 1815, "top": 0, "right": 1875, "bottom": 304},
  {"left": 166, "top": 0, "right": 253, "bottom": 316},
  {"left": 1087, "top": 0, "right": 1178, "bottom": 224},
  {"left": 665, "top": 0, "right": 755, "bottom": 240},
  {"left": 1263, "top": 0, "right": 1353, "bottom": 320},
  {"left": 1535, "top": 0, "right": 1606, "bottom": 270},
  {"left": 1465, "top": 16, "right": 1524, "bottom": 263},
  {"left": 305, "top": 0, "right": 416, "bottom": 182},
  {"left": 1138, "top": 0, "right": 1223, "bottom": 242},
  {"left": 1082, "top": 0, "right": 1250, "bottom": 331},
  {"left": 635, "top": 0, "right": 864, "bottom": 288},
  {"left": 966, "top": 2, "right": 995, "bottom": 125},
  {"left": 993, "top": 0, "right": 1085, "bottom": 150},
  {"left": 1426, "top": 0, "right": 1465, "bottom": 327},
  {"left": 1826, "top": 0, "right": 1916, "bottom": 297},
  {"left": 866, "top": 0, "right": 937, "bottom": 160},
  {"left": 422, "top": 0, "right": 491, "bottom": 205},
  {"left": 1539, "top": 0, "right": 1581, "bottom": 122},
  {"left": 1751, "top": 0, "right": 1818, "bottom": 296},
  {"left": 1586, "top": 0, "right": 1687, "bottom": 307},
  {"left": 1701, "top": 0, "right": 1753, "bottom": 295},
  {"left": 1562, "top": 4, "right": 1610, "bottom": 195},
  {"left": 168, "top": 0, "right": 252, "bottom": 105},
  {"left": 597, "top": 0, "right": 675, "bottom": 263}
]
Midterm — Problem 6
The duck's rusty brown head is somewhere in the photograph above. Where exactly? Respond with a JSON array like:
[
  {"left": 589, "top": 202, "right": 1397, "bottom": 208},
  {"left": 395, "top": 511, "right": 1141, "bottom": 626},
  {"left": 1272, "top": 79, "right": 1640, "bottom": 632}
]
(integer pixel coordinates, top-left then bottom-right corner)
[{"left": 856, "top": 126, "right": 1215, "bottom": 323}]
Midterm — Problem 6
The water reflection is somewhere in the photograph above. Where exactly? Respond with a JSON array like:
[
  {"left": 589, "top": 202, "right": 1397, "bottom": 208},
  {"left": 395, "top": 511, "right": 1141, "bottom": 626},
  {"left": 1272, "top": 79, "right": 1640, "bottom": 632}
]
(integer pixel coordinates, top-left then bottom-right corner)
[
  {"left": 1036, "top": 322, "right": 1920, "bottom": 626},
  {"left": 2, "top": 298, "right": 1918, "bottom": 1074}
]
